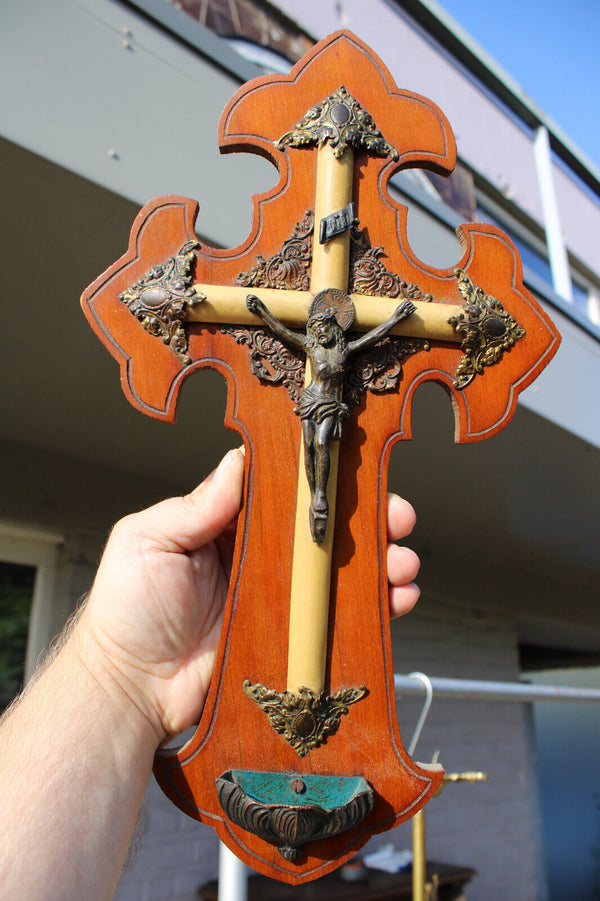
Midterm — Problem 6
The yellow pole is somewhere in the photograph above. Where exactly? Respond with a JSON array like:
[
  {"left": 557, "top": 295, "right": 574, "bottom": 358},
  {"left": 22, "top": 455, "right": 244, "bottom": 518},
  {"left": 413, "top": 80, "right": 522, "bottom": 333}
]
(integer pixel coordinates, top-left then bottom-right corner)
[
  {"left": 189, "top": 285, "right": 462, "bottom": 342},
  {"left": 412, "top": 809, "right": 426, "bottom": 901},
  {"left": 286, "top": 144, "right": 353, "bottom": 693}
]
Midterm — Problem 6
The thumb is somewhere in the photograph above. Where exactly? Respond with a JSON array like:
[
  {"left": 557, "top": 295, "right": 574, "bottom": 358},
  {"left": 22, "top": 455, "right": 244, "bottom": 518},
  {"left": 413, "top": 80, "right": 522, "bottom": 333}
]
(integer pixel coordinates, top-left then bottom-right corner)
[{"left": 127, "top": 447, "right": 246, "bottom": 554}]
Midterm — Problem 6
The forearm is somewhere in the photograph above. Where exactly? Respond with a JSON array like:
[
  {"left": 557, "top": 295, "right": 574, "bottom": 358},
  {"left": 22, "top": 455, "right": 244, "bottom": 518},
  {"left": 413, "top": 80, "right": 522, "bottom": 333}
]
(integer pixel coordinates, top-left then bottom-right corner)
[
  {"left": 348, "top": 301, "right": 415, "bottom": 354},
  {"left": 0, "top": 614, "right": 158, "bottom": 901},
  {"left": 250, "top": 299, "right": 303, "bottom": 349}
]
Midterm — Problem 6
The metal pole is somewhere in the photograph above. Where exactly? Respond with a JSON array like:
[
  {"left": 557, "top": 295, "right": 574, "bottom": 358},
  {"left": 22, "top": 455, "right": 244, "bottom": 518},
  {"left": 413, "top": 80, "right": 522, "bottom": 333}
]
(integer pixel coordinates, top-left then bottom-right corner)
[
  {"left": 395, "top": 674, "right": 600, "bottom": 704},
  {"left": 218, "top": 841, "right": 247, "bottom": 901}
]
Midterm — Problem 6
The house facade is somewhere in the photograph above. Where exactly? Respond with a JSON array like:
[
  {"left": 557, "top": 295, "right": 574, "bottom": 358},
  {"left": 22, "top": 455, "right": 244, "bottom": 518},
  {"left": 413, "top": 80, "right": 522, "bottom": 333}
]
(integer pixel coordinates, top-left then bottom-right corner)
[{"left": 1, "top": 1, "right": 599, "bottom": 899}]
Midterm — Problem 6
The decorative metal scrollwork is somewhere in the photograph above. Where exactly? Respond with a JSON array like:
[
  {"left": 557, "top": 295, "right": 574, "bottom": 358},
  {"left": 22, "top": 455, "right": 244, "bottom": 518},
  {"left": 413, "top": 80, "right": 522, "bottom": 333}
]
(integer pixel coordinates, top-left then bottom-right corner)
[
  {"left": 449, "top": 268, "right": 526, "bottom": 389},
  {"left": 228, "top": 328, "right": 305, "bottom": 403},
  {"left": 349, "top": 230, "right": 433, "bottom": 302},
  {"left": 344, "top": 335, "right": 430, "bottom": 408},
  {"left": 346, "top": 229, "right": 431, "bottom": 407},
  {"left": 235, "top": 210, "right": 314, "bottom": 291},
  {"left": 277, "top": 85, "right": 399, "bottom": 161},
  {"left": 119, "top": 241, "right": 203, "bottom": 364},
  {"left": 243, "top": 681, "right": 368, "bottom": 757},
  {"left": 229, "top": 215, "right": 429, "bottom": 406},
  {"left": 216, "top": 769, "right": 373, "bottom": 861}
]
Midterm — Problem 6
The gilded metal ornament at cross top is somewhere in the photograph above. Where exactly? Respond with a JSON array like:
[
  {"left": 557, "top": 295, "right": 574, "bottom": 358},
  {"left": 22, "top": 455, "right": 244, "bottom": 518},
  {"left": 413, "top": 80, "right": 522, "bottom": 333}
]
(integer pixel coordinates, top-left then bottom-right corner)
[
  {"left": 276, "top": 85, "right": 399, "bottom": 161},
  {"left": 227, "top": 213, "right": 430, "bottom": 406},
  {"left": 449, "top": 268, "right": 526, "bottom": 389},
  {"left": 243, "top": 680, "right": 368, "bottom": 757},
  {"left": 119, "top": 240, "right": 204, "bottom": 365}
]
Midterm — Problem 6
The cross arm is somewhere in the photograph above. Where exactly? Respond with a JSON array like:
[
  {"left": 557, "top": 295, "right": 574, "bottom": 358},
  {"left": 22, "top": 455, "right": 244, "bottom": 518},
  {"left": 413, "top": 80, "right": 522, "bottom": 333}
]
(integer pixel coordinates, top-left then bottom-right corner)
[
  {"left": 346, "top": 299, "right": 416, "bottom": 355},
  {"left": 189, "top": 283, "right": 463, "bottom": 343},
  {"left": 81, "top": 194, "right": 560, "bottom": 440}
]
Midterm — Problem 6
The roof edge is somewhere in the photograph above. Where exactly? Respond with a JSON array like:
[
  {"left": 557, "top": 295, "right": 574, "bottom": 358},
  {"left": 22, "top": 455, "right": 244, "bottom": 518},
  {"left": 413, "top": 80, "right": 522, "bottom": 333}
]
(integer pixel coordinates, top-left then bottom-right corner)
[{"left": 396, "top": 0, "right": 600, "bottom": 199}]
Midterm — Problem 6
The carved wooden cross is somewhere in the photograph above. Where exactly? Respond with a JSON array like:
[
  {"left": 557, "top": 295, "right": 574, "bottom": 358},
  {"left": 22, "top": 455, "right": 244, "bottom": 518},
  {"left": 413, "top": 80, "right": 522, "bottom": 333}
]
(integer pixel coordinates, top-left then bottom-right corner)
[{"left": 81, "top": 31, "right": 560, "bottom": 884}]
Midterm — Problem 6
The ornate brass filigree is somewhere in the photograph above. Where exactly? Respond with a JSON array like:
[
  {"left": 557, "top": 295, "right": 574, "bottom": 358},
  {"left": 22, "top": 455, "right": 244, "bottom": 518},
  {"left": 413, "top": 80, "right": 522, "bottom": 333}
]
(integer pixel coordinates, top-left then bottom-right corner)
[
  {"left": 235, "top": 210, "right": 314, "bottom": 291},
  {"left": 346, "top": 229, "right": 431, "bottom": 407},
  {"left": 449, "top": 268, "right": 526, "bottom": 389},
  {"left": 119, "top": 241, "right": 203, "bottom": 364},
  {"left": 243, "top": 681, "right": 368, "bottom": 756},
  {"left": 229, "top": 216, "right": 429, "bottom": 407},
  {"left": 229, "top": 328, "right": 305, "bottom": 403},
  {"left": 344, "top": 336, "right": 430, "bottom": 408},
  {"left": 277, "top": 85, "right": 399, "bottom": 161},
  {"left": 349, "top": 230, "right": 433, "bottom": 302},
  {"left": 227, "top": 214, "right": 312, "bottom": 398}
]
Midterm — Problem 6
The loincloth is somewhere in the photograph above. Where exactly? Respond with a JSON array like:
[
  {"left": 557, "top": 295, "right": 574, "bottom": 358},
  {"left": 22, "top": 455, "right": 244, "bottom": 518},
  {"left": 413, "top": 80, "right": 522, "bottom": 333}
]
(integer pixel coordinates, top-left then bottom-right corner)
[{"left": 296, "top": 387, "right": 349, "bottom": 440}]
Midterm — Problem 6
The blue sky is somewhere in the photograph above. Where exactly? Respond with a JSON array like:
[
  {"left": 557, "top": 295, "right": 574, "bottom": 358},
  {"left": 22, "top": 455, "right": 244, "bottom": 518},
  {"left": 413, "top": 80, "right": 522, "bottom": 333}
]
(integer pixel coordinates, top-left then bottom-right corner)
[{"left": 435, "top": 0, "right": 600, "bottom": 173}]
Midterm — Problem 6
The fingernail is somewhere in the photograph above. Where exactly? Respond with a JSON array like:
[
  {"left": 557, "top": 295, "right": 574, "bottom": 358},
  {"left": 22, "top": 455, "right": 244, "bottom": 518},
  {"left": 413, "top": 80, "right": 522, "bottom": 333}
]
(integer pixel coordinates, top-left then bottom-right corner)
[
  {"left": 215, "top": 447, "right": 239, "bottom": 474},
  {"left": 201, "top": 447, "right": 245, "bottom": 490}
]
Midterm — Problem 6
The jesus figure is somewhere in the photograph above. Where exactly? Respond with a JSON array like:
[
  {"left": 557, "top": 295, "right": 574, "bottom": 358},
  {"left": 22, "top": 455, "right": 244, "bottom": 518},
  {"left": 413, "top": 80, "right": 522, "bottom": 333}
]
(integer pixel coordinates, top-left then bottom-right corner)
[{"left": 246, "top": 289, "right": 416, "bottom": 542}]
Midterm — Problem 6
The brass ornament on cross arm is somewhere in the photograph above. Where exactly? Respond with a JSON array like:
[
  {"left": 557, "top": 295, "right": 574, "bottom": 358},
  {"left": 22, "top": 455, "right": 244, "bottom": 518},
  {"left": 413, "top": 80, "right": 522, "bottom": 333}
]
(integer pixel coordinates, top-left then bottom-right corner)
[
  {"left": 276, "top": 85, "right": 399, "bottom": 161},
  {"left": 119, "top": 240, "right": 203, "bottom": 364},
  {"left": 243, "top": 680, "right": 368, "bottom": 757},
  {"left": 449, "top": 268, "right": 526, "bottom": 389}
]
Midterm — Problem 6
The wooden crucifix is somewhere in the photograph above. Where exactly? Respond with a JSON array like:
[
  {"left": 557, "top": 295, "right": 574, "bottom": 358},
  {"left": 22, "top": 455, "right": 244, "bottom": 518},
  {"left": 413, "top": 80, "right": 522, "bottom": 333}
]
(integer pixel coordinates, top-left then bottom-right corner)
[{"left": 81, "top": 31, "right": 560, "bottom": 884}]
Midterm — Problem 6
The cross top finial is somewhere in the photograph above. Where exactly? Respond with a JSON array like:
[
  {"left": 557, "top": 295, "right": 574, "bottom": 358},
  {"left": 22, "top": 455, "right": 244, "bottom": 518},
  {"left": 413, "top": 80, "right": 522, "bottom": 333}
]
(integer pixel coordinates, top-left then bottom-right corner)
[{"left": 276, "top": 84, "right": 400, "bottom": 161}]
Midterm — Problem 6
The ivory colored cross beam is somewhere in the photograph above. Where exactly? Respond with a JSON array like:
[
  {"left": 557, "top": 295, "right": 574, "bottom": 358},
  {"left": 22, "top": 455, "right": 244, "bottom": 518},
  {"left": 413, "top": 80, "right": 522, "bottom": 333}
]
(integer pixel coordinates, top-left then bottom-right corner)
[
  {"left": 286, "top": 144, "right": 353, "bottom": 694},
  {"left": 187, "top": 286, "right": 463, "bottom": 343},
  {"left": 188, "top": 144, "right": 462, "bottom": 694}
]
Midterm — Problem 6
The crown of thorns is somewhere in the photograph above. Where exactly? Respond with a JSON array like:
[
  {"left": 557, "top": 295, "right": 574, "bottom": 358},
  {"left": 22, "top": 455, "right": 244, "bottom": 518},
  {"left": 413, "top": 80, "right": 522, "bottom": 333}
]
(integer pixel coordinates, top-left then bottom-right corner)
[{"left": 308, "top": 288, "right": 355, "bottom": 332}]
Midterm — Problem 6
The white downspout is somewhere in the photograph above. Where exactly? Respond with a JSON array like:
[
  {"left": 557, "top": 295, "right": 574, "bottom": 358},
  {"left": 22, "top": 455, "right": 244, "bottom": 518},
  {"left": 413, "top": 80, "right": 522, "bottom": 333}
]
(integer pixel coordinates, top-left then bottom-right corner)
[{"left": 533, "top": 125, "right": 573, "bottom": 302}]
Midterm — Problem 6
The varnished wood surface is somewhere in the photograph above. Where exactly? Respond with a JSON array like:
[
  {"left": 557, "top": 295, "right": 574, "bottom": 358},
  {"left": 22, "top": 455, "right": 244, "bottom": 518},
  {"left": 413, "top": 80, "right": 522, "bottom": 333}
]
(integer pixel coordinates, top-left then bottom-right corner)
[{"left": 81, "top": 30, "right": 560, "bottom": 883}]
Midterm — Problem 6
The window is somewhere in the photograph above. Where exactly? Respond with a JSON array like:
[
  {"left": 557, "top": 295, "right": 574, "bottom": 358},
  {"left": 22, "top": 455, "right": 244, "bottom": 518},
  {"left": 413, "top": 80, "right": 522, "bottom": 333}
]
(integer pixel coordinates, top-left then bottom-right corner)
[
  {"left": 0, "top": 562, "right": 36, "bottom": 711},
  {"left": 477, "top": 203, "right": 554, "bottom": 285},
  {"left": 0, "top": 523, "right": 64, "bottom": 701},
  {"left": 477, "top": 201, "right": 600, "bottom": 325}
]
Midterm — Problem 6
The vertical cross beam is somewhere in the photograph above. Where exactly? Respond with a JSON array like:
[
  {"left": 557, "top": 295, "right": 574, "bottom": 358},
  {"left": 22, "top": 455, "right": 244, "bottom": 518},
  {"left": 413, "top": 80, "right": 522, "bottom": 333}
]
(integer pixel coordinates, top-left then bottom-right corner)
[{"left": 287, "top": 145, "right": 353, "bottom": 693}]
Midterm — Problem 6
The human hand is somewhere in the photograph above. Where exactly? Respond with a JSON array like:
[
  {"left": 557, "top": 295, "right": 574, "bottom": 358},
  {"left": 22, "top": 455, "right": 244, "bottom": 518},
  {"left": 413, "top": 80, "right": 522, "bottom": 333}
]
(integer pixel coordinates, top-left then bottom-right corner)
[
  {"left": 394, "top": 299, "right": 417, "bottom": 322},
  {"left": 387, "top": 492, "right": 420, "bottom": 618},
  {"left": 246, "top": 293, "right": 266, "bottom": 316},
  {"left": 76, "top": 448, "right": 245, "bottom": 747},
  {"left": 75, "top": 448, "right": 420, "bottom": 747}
]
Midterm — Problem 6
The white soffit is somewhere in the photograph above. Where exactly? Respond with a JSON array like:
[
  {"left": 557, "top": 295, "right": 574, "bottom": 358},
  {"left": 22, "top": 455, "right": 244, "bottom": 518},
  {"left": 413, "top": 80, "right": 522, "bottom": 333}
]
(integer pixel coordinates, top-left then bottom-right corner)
[{"left": 0, "top": 0, "right": 276, "bottom": 249}]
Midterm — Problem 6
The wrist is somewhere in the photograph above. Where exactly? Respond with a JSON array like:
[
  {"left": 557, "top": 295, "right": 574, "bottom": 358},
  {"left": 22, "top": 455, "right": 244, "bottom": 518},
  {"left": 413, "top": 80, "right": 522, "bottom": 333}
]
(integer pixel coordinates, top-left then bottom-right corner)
[{"left": 71, "top": 610, "right": 165, "bottom": 750}]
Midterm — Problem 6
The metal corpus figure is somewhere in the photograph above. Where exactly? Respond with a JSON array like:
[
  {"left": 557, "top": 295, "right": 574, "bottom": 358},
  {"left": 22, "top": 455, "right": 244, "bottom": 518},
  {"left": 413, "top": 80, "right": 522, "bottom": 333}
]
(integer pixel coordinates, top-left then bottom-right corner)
[{"left": 246, "top": 289, "right": 416, "bottom": 541}]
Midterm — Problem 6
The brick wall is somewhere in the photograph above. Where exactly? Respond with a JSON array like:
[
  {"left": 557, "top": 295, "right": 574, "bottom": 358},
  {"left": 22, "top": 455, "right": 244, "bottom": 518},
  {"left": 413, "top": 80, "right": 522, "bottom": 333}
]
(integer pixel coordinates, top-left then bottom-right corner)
[
  {"left": 388, "top": 592, "right": 544, "bottom": 901},
  {"left": 115, "top": 778, "right": 221, "bottom": 901}
]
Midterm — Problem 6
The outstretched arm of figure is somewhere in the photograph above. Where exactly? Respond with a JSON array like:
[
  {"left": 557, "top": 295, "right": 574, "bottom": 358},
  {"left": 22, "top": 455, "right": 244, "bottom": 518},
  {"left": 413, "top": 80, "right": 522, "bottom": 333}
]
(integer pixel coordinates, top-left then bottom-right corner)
[
  {"left": 347, "top": 299, "right": 416, "bottom": 355},
  {"left": 246, "top": 293, "right": 306, "bottom": 350},
  {"left": 0, "top": 448, "right": 419, "bottom": 900}
]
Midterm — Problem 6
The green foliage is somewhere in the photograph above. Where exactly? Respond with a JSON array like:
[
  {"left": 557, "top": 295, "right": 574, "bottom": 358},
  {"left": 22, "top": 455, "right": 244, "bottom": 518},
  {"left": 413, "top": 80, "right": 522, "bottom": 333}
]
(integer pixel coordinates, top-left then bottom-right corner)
[{"left": 0, "top": 563, "right": 34, "bottom": 710}]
